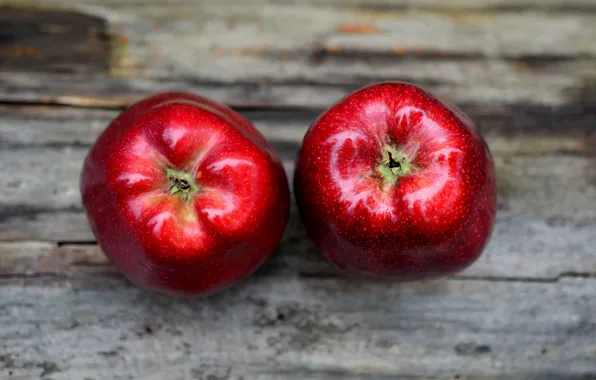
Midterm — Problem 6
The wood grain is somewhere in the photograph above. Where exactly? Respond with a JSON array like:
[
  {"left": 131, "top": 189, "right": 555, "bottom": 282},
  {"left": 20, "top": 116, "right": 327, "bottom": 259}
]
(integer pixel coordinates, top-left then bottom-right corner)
[
  {"left": 0, "top": 8, "right": 110, "bottom": 73},
  {"left": 1, "top": 2, "right": 595, "bottom": 379},
  {"left": 1, "top": 2, "right": 596, "bottom": 108},
  {"left": 5, "top": 0, "right": 596, "bottom": 11},
  {"left": 269, "top": 0, "right": 596, "bottom": 11},
  {"left": 0, "top": 274, "right": 594, "bottom": 380}
]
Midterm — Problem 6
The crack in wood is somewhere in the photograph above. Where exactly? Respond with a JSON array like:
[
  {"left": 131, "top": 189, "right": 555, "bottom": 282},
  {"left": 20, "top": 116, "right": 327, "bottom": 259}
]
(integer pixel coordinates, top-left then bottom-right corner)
[
  {"left": 0, "top": 205, "right": 84, "bottom": 223},
  {"left": 308, "top": 48, "right": 595, "bottom": 65},
  {"left": 2, "top": 239, "right": 595, "bottom": 284}
]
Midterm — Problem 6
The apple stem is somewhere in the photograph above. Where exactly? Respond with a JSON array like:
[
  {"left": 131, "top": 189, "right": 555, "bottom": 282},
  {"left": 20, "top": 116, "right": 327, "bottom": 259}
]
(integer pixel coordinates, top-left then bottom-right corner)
[
  {"left": 377, "top": 145, "right": 412, "bottom": 185},
  {"left": 166, "top": 168, "right": 200, "bottom": 201}
]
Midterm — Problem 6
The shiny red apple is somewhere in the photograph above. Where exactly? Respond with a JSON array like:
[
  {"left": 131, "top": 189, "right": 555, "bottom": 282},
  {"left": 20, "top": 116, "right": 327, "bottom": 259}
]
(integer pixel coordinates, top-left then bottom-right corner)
[
  {"left": 294, "top": 82, "right": 496, "bottom": 280},
  {"left": 81, "top": 92, "right": 290, "bottom": 296}
]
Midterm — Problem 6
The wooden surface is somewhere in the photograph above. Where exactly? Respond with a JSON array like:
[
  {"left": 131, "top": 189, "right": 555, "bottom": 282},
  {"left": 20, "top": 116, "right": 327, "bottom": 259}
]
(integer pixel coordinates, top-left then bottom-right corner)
[{"left": 1, "top": 1, "right": 596, "bottom": 379}]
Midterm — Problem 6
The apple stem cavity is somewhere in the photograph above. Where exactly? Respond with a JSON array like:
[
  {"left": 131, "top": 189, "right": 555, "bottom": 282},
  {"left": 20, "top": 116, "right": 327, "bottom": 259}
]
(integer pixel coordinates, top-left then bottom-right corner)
[
  {"left": 377, "top": 145, "right": 412, "bottom": 185},
  {"left": 166, "top": 168, "right": 200, "bottom": 201}
]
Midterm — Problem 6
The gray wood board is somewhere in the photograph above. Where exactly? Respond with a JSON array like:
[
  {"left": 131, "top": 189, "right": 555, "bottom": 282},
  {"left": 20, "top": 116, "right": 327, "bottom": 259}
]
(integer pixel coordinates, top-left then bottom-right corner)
[
  {"left": 5, "top": 0, "right": 596, "bottom": 11},
  {"left": 0, "top": 8, "right": 110, "bottom": 73},
  {"left": 0, "top": 274, "right": 594, "bottom": 380},
  {"left": 7, "top": 0, "right": 596, "bottom": 10},
  {"left": 1, "top": 3, "right": 596, "bottom": 108},
  {"left": 1, "top": 2, "right": 596, "bottom": 379}
]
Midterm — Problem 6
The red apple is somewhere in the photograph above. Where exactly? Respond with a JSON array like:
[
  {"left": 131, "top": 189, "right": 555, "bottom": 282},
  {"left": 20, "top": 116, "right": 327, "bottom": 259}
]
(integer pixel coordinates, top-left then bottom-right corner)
[
  {"left": 81, "top": 92, "right": 290, "bottom": 296},
  {"left": 294, "top": 82, "right": 496, "bottom": 280}
]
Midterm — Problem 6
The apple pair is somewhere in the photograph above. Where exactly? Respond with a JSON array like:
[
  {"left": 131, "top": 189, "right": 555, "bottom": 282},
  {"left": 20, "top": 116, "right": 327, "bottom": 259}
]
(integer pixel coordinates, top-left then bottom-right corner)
[{"left": 81, "top": 83, "right": 496, "bottom": 297}]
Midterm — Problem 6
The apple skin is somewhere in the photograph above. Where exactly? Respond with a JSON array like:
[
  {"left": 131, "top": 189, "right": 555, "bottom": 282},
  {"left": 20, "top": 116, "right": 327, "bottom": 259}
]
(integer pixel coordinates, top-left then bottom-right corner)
[
  {"left": 81, "top": 92, "right": 290, "bottom": 296},
  {"left": 294, "top": 82, "right": 496, "bottom": 280}
]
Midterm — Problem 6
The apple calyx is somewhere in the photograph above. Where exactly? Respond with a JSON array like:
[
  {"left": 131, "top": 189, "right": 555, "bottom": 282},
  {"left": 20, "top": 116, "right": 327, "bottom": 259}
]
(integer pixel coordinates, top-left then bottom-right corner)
[
  {"left": 376, "top": 145, "right": 412, "bottom": 185},
  {"left": 166, "top": 168, "right": 200, "bottom": 201}
]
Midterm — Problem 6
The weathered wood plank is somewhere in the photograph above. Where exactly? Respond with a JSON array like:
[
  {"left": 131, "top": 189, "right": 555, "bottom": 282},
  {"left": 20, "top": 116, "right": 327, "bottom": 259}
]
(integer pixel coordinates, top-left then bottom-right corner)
[
  {"left": 0, "top": 8, "right": 110, "bottom": 73},
  {"left": 1, "top": 3, "right": 596, "bottom": 107},
  {"left": 0, "top": 3, "right": 594, "bottom": 379},
  {"left": 115, "top": 7, "right": 596, "bottom": 57},
  {"left": 6, "top": 0, "right": 596, "bottom": 12},
  {"left": 0, "top": 273, "right": 594, "bottom": 380},
  {"left": 0, "top": 242, "right": 117, "bottom": 277},
  {"left": 1, "top": 59, "right": 594, "bottom": 108},
  {"left": 263, "top": 0, "right": 596, "bottom": 12},
  {"left": 0, "top": 73, "right": 354, "bottom": 109},
  {"left": 2, "top": 105, "right": 593, "bottom": 149},
  {"left": 13, "top": 0, "right": 596, "bottom": 57}
]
